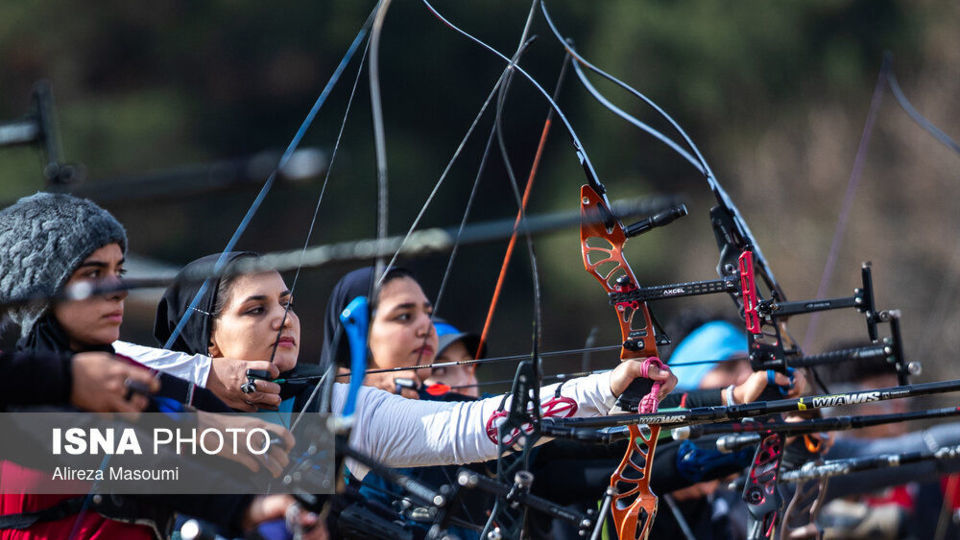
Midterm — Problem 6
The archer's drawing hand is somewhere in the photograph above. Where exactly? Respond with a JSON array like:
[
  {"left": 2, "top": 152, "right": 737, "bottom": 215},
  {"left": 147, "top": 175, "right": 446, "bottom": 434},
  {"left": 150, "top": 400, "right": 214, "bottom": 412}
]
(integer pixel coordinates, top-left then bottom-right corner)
[
  {"left": 364, "top": 369, "right": 423, "bottom": 400},
  {"left": 207, "top": 358, "right": 282, "bottom": 411}
]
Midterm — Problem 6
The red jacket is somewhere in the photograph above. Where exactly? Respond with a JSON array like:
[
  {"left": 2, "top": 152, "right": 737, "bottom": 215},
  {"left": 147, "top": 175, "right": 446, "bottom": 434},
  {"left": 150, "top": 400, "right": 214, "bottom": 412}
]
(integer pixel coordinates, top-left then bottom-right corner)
[{"left": 0, "top": 461, "right": 153, "bottom": 540}]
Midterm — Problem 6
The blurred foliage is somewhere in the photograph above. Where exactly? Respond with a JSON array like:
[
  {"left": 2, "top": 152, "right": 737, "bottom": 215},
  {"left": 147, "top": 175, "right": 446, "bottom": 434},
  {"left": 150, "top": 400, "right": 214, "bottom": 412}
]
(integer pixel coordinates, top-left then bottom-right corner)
[{"left": 0, "top": 1, "right": 957, "bottom": 391}]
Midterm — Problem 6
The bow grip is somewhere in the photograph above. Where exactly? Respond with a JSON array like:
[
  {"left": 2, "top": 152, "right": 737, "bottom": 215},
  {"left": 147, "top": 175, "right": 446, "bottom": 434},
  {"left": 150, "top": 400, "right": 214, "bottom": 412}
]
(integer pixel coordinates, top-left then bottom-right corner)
[
  {"left": 616, "top": 357, "right": 666, "bottom": 413},
  {"left": 616, "top": 378, "right": 655, "bottom": 413},
  {"left": 763, "top": 367, "right": 796, "bottom": 398}
]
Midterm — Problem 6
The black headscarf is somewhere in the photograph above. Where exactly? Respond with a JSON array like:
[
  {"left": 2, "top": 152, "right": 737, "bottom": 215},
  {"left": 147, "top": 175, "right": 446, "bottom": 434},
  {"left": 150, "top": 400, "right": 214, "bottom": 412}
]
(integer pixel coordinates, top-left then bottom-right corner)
[
  {"left": 154, "top": 252, "right": 257, "bottom": 354},
  {"left": 321, "top": 267, "right": 375, "bottom": 371},
  {"left": 156, "top": 251, "right": 323, "bottom": 408},
  {"left": 320, "top": 265, "right": 419, "bottom": 371}
]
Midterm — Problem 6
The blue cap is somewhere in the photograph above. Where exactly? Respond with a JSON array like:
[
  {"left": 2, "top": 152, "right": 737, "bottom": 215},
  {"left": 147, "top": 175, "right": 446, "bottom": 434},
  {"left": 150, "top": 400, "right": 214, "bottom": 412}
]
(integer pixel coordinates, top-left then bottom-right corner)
[
  {"left": 668, "top": 321, "right": 747, "bottom": 391},
  {"left": 433, "top": 319, "right": 486, "bottom": 360}
]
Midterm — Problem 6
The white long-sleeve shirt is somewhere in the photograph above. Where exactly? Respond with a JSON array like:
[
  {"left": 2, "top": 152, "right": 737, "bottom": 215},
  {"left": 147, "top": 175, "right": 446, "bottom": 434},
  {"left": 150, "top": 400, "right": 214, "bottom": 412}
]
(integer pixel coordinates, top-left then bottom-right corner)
[
  {"left": 113, "top": 340, "right": 213, "bottom": 386},
  {"left": 333, "top": 372, "right": 618, "bottom": 479},
  {"left": 112, "top": 342, "right": 622, "bottom": 479}
]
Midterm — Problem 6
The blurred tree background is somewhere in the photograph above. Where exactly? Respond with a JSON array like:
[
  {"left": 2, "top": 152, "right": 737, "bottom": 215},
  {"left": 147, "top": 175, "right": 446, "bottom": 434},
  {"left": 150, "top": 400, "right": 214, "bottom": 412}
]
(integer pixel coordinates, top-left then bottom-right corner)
[{"left": 1, "top": 0, "right": 957, "bottom": 392}]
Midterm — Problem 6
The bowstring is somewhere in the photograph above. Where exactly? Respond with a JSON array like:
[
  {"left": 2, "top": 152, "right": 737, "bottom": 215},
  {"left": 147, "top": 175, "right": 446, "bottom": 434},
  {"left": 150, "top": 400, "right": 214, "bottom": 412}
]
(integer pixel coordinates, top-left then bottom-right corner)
[
  {"left": 365, "top": 23, "right": 538, "bottom": 384},
  {"left": 791, "top": 56, "right": 891, "bottom": 398},
  {"left": 416, "top": 1, "right": 610, "bottom": 411},
  {"left": 289, "top": 32, "right": 374, "bottom": 435},
  {"left": 374, "top": 65, "right": 516, "bottom": 285},
  {"left": 407, "top": 0, "right": 608, "bottom": 282},
  {"left": 334, "top": 345, "right": 741, "bottom": 379},
  {"left": 473, "top": 10, "right": 549, "bottom": 532},
  {"left": 448, "top": 368, "right": 612, "bottom": 391}
]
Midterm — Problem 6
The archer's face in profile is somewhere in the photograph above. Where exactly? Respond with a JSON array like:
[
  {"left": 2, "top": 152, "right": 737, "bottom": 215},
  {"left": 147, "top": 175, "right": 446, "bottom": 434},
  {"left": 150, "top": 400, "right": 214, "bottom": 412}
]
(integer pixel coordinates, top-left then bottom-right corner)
[
  {"left": 208, "top": 271, "right": 300, "bottom": 373},
  {"left": 53, "top": 243, "right": 127, "bottom": 351},
  {"left": 367, "top": 276, "right": 437, "bottom": 385},
  {"left": 425, "top": 340, "right": 479, "bottom": 397}
]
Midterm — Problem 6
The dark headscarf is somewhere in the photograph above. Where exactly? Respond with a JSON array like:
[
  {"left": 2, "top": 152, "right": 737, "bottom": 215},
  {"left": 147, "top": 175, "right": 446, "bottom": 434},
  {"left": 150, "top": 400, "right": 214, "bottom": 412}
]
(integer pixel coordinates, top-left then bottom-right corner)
[
  {"left": 155, "top": 252, "right": 319, "bottom": 409},
  {"left": 154, "top": 252, "right": 257, "bottom": 354},
  {"left": 321, "top": 267, "right": 375, "bottom": 371},
  {"left": 319, "top": 265, "right": 417, "bottom": 370}
]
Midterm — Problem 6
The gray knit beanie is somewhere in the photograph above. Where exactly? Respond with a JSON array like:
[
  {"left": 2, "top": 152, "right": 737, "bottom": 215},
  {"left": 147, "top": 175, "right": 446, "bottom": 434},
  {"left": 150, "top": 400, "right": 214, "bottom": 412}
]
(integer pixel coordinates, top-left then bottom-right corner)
[{"left": 0, "top": 192, "right": 127, "bottom": 337}]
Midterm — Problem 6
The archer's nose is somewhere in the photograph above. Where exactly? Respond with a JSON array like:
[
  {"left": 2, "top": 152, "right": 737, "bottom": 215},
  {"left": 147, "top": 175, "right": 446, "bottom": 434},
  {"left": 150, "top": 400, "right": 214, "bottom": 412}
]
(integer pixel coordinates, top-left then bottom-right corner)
[
  {"left": 102, "top": 275, "right": 128, "bottom": 302},
  {"left": 417, "top": 315, "right": 435, "bottom": 338},
  {"left": 273, "top": 309, "right": 296, "bottom": 331}
]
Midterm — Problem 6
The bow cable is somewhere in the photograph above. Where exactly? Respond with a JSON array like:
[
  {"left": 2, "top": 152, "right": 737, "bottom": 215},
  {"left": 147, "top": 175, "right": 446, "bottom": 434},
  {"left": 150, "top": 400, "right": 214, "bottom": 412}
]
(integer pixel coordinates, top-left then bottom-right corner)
[
  {"left": 469, "top": 53, "right": 570, "bottom": 362},
  {"left": 289, "top": 34, "right": 373, "bottom": 434},
  {"left": 431, "top": 33, "right": 540, "bottom": 316}
]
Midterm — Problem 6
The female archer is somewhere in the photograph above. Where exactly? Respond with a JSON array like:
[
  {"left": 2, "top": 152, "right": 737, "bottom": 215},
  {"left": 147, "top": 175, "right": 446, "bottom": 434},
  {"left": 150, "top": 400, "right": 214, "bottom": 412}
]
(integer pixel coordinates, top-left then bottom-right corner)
[{"left": 0, "top": 192, "right": 320, "bottom": 539}]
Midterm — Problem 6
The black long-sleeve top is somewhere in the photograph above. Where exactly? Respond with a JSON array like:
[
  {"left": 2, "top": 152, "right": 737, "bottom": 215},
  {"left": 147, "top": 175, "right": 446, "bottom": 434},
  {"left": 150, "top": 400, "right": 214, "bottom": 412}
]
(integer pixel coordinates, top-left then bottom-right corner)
[{"left": 0, "top": 349, "right": 72, "bottom": 410}]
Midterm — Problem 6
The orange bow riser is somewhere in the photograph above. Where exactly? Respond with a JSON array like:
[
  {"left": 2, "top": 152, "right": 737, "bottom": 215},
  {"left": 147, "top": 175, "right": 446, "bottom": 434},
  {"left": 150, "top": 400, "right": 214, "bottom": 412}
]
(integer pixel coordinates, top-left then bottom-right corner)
[{"left": 580, "top": 184, "right": 665, "bottom": 540}]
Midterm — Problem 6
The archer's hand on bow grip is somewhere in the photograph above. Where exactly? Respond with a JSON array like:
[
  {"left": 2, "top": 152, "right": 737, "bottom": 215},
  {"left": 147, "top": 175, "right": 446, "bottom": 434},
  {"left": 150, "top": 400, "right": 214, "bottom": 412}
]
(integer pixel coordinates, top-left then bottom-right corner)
[
  {"left": 610, "top": 358, "right": 675, "bottom": 412},
  {"left": 738, "top": 368, "right": 806, "bottom": 403}
]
